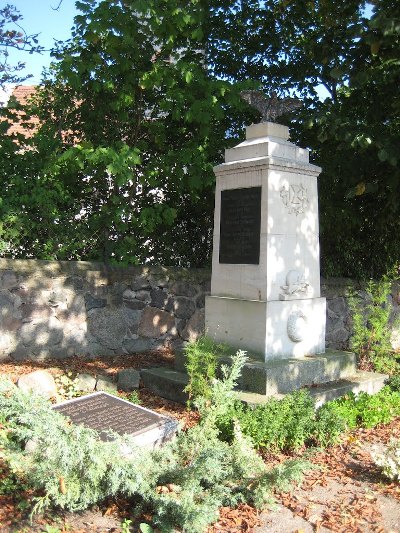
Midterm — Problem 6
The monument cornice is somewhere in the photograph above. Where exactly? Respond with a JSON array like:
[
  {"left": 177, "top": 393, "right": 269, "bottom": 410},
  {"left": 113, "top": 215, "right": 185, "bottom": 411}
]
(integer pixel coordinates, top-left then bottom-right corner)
[{"left": 213, "top": 156, "right": 322, "bottom": 177}]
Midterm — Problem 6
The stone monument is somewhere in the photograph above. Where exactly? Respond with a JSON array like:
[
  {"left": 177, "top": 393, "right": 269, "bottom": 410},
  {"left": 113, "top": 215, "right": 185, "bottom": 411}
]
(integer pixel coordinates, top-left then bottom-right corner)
[
  {"left": 205, "top": 91, "right": 326, "bottom": 360},
  {"left": 141, "top": 92, "right": 386, "bottom": 404}
]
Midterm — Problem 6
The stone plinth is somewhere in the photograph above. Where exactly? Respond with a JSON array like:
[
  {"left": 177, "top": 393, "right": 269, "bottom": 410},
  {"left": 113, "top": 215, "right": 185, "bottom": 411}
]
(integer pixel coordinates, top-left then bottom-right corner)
[
  {"left": 205, "top": 296, "right": 326, "bottom": 359},
  {"left": 206, "top": 122, "right": 326, "bottom": 360}
]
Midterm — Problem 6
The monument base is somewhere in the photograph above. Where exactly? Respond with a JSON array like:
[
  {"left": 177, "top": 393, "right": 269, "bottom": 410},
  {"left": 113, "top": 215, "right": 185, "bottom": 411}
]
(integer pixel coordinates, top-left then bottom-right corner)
[
  {"left": 142, "top": 349, "right": 387, "bottom": 406},
  {"left": 205, "top": 295, "right": 326, "bottom": 361}
]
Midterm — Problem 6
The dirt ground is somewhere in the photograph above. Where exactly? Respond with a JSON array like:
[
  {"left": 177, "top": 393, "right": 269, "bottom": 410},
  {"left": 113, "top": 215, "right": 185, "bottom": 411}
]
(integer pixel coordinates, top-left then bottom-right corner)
[{"left": 1, "top": 353, "right": 400, "bottom": 533}]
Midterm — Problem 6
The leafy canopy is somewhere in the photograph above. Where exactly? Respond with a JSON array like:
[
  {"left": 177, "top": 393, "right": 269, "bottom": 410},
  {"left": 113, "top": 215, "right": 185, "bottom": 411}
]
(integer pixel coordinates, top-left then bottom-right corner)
[{"left": 0, "top": 0, "right": 399, "bottom": 276}]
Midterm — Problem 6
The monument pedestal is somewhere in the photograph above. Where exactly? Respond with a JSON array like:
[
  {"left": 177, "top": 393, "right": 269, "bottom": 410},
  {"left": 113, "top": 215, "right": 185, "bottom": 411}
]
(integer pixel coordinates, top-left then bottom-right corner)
[
  {"left": 205, "top": 121, "right": 326, "bottom": 360},
  {"left": 205, "top": 296, "right": 326, "bottom": 359}
]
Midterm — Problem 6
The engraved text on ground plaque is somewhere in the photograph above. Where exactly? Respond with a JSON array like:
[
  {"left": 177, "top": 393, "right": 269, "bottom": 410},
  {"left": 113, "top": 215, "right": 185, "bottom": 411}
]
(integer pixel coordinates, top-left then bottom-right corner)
[
  {"left": 219, "top": 186, "right": 261, "bottom": 264},
  {"left": 54, "top": 392, "right": 166, "bottom": 442}
]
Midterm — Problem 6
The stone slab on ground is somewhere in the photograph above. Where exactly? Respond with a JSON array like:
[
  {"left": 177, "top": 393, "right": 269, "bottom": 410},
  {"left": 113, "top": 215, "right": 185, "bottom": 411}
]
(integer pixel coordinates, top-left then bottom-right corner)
[
  {"left": 75, "top": 372, "right": 97, "bottom": 392},
  {"left": 148, "top": 348, "right": 363, "bottom": 403},
  {"left": 141, "top": 367, "right": 189, "bottom": 404},
  {"left": 117, "top": 368, "right": 140, "bottom": 391},
  {"left": 309, "top": 370, "right": 388, "bottom": 406},
  {"left": 141, "top": 364, "right": 387, "bottom": 408},
  {"left": 238, "top": 349, "right": 357, "bottom": 395},
  {"left": 175, "top": 348, "right": 356, "bottom": 392},
  {"left": 53, "top": 391, "right": 178, "bottom": 448}
]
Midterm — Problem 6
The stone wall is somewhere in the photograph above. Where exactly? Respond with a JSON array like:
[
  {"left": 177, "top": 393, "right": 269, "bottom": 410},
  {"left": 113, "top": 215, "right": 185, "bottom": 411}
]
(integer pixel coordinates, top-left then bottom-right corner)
[
  {"left": 0, "top": 260, "right": 209, "bottom": 361},
  {"left": 0, "top": 259, "right": 399, "bottom": 361}
]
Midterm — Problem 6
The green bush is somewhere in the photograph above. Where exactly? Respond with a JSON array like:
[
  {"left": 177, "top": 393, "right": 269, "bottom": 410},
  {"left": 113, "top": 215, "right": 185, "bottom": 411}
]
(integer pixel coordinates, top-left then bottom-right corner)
[
  {"left": 356, "top": 387, "right": 400, "bottom": 428},
  {"left": 317, "top": 393, "right": 359, "bottom": 431},
  {"left": 0, "top": 353, "right": 311, "bottom": 532},
  {"left": 387, "top": 374, "right": 400, "bottom": 392},
  {"left": 184, "top": 336, "right": 232, "bottom": 404},
  {"left": 217, "top": 390, "right": 317, "bottom": 452},
  {"left": 313, "top": 404, "right": 347, "bottom": 447},
  {"left": 216, "top": 386, "right": 400, "bottom": 453},
  {"left": 318, "top": 387, "right": 400, "bottom": 431},
  {"left": 349, "top": 269, "right": 400, "bottom": 374}
]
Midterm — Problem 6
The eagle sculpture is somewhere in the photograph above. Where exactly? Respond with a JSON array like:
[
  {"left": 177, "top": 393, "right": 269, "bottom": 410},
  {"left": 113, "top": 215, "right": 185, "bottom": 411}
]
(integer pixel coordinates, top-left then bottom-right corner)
[{"left": 240, "top": 90, "right": 302, "bottom": 123}]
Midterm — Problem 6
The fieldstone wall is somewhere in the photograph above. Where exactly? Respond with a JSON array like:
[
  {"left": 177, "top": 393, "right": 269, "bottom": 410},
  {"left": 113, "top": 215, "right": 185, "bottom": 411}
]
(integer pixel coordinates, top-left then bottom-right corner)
[
  {"left": 0, "top": 259, "right": 209, "bottom": 362},
  {"left": 0, "top": 259, "right": 399, "bottom": 361}
]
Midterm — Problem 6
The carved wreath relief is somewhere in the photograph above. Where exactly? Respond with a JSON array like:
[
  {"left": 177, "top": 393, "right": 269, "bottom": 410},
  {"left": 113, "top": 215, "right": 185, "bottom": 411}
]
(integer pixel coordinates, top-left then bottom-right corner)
[
  {"left": 287, "top": 310, "right": 308, "bottom": 343},
  {"left": 280, "top": 183, "right": 309, "bottom": 215}
]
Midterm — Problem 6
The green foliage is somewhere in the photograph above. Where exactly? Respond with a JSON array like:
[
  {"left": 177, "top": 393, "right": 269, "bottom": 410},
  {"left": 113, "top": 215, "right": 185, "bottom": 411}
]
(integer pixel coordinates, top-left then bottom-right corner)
[
  {"left": 296, "top": 0, "right": 400, "bottom": 278},
  {"left": 373, "top": 437, "right": 400, "bottom": 482},
  {"left": 216, "top": 389, "right": 343, "bottom": 451},
  {"left": 184, "top": 336, "right": 230, "bottom": 404},
  {"left": 233, "top": 390, "right": 315, "bottom": 451},
  {"left": 313, "top": 403, "right": 347, "bottom": 448},
  {"left": 217, "top": 385, "right": 400, "bottom": 452},
  {"left": 387, "top": 374, "right": 400, "bottom": 392},
  {"left": 251, "top": 458, "right": 316, "bottom": 508},
  {"left": 316, "top": 394, "right": 359, "bottom": 432},
  {"left": 0, "top": 0, "right": 244, "bottom": 265},
  {"left": 0, "top": 464, "right": 27, "bottom": 496},
  {"left": 126, "top": 390, "right": 141, "bottom": 405},
  {"left": 321, "top": 387, "right": 400, "bottom": 430},
  {"left": 120, "top": 518, "right": 133, "bottom": 533},
  {"left": 1, "top": 0, "right": 398, "bottom": 275},
  {"left": 349, "top": 270, "right": 400, "bottom": 373},
  {"left": 356, "top": 387, "right": 400, "bottom": 428},
  {"left": 139, "top": 524, "right": 154, "bottom": 533},
  {"left": 0, "top": 354, "right": 310, "bottom": 533}
]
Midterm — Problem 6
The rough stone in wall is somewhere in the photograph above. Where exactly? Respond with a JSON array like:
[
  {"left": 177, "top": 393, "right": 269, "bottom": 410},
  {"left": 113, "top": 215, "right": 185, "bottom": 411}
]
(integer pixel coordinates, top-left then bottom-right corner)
[
  {"left": 0, "top": 259, "right": 210, "bottom": 362},
  {"left": 0, "top": 259, "right": 400, "bottom": 361}
]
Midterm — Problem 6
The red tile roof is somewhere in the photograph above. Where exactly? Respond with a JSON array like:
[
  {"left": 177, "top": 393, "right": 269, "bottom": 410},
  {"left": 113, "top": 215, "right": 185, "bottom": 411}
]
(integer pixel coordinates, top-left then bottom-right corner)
[{"left": 5, "top": 85, "right": 39, "bottom": 137}]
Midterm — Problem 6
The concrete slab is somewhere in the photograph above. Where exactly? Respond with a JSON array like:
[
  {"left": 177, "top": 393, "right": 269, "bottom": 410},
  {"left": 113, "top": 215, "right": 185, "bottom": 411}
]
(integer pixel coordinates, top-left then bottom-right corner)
[{"left": 141, "top": 367, "right": 189, "bottom": 404}]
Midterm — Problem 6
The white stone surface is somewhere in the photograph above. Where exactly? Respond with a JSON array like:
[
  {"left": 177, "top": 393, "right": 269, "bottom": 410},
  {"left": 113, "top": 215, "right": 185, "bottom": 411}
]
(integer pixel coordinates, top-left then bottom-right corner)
[
  {"left": 225, "top": 136, "right": 309, "bottom": 164},
  {"left": 206, "top": 120, "right": 326, "bottom": 360},
  {"left": 205, "top": 295, "right": 326, "bottom": 359},
  {"left": 246, "top": 122, "right": 289, "bottom": 140},
  {"left": 266, "top": 233, "right": 321, "bottom": 300}
]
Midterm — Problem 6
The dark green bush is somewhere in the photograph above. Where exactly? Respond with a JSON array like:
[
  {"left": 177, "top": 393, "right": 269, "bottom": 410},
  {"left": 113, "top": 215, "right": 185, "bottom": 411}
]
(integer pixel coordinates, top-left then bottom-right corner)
[
  {"left": 314, "top": 387, "right": 400, "bottom": 432},
  {"left": 387, "top": 374, "right": 400, "bottom": 392},
  {"left": 356, "top": 387, "right": 400, "bottom": 428},
  {"left": 313, "top": 404, "right": 347, "bottom": 447},
  {"left": 217, "top": 390, "right": 316, "bottom": 452},
  {"left": 216, "top": 386, "right": 400, "bottom": 453}
]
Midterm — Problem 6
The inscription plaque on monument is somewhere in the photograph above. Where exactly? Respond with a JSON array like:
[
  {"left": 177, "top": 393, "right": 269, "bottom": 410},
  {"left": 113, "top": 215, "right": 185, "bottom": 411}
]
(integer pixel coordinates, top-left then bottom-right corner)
[
  {"left": 53, "top": 392, "right": 177, "bottom": 445},
  {"left": 219, "top": 186, "right": 261, "bottom": 264}
]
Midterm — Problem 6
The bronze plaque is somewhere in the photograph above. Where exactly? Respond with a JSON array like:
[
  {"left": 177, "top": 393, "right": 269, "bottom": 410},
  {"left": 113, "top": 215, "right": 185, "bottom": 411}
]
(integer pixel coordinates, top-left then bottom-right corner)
[
  {"left": 219, "top": 186, "right": 261, "bottom": 264},
  {"left": 54, "top": 392, "right": 166, "bottom": 442}
]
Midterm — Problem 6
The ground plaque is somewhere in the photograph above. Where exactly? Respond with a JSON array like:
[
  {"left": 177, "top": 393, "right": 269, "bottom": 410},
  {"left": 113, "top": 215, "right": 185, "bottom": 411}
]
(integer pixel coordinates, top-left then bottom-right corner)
[
  {"left": 53, "top": 392, "right": 177, "bottom": 447},
  {"left": 219, "top": 186, "right": 261, "bottom": 264}
]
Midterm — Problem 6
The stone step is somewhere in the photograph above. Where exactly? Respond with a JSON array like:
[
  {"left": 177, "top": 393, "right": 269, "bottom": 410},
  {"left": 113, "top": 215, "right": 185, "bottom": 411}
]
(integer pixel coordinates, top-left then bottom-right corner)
[
  {"left": 239, "top": 350, "right": 357, "bottom": 395},
  {"left": 176, "top": 348, "right": 357, "bottom": 395},
  {"left": 141, "top": 367, "right": 189, "bottom": 404},
  {"left": 141, "top": 365, "right": 387, "bottom": 409},
  {"left": 236, "top": 371, "right": 388, "bottom": 407}
]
